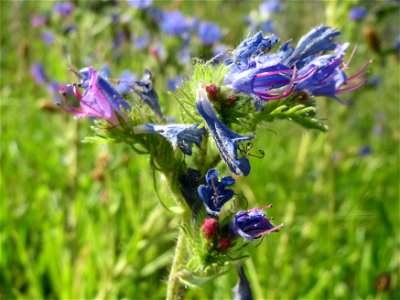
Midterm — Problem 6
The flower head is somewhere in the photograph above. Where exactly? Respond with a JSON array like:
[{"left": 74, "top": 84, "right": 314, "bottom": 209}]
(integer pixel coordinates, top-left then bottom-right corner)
[
  {"left": 197, "top": 21, "right": 222, "bottom": 45},
  {"left": 198, "top": 169, "right": 235, "bottom": 215},
  {"left": 57, "top": 67, "right": 130, "bottom": 124},
  {"left": 225, "top": 26, "right": 369, "bottom": 103},
  {"left": 133, "top": 123, "right": 206, "bottom": 155},
  {"left": 196, "top": 86, "right": 253, "bottom": 176},
  {"left": 229, "top": 205, "right": 282, "bottom": 241}
]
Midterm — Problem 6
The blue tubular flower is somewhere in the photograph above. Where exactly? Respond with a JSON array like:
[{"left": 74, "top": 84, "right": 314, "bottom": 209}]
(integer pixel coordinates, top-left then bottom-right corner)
[
  {"left": 196, "top": 86, "right": 253, "bottom": 176},
  {"left": 133, "top": 123, "right": 206, "bottom": 155},
  {"left": 229, "top": 205, "right": 283, "bottom": 241},
  {"left": 283, "top": 26, "right": 340, "bottom": 67},
  {"left": 197, "top": 21, "right": 222, "bottom": 45},
  {"left": 197, "top": 169, "right": 235, "bottom": 215},
  {"left": 132, "top": 70, "right": 162, "bottom": 117},
  {"left": 294, "top": 43, "right": 369, "bottom": 99},
  {"left": 228, "top": 31, "right": 280, "bottom": 66}
]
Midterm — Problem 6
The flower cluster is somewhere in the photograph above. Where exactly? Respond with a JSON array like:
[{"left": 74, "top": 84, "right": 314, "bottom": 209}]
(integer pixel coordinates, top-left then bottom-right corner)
[
  {"left": 225, "top": 26, "right": 369, "bottom": 104},
  {"left": 197, "top": 169, "right": 282, "bottom": 257}
]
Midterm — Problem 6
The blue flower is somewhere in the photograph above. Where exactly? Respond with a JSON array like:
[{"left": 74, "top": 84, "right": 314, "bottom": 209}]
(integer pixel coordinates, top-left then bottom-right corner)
[
  {"left": 197, "top": 169, "right": 235, "bottom": 215},
  {"left": 196, "top": 86, "right": 253, "bottom": 176},
  {"left": 259, "top": 0, "right": 281, "bottom": 15},
  {"left": 229, "top": 206, "right": 282, "bottom": 241},
  {"left": 283, "top": 26, "right": 340, "bottom": 68},
  {"left": 132, "top": 70, "right": 162, "bottom": 117},
  {"left": 225, "top": 26, "right": 369, "bottom": 103},
  {"left": 117, "top": 70, "right": 137, "bottom": 94},
  {"left": 228, "top": 31, "right": 280, "bottom": 66},
  {"left": 197, "top": 21, "right": 222, "bottom": 45},
  {"left": 159, "top": 11, "right": 189, "bottom": 37},
  {"left": 167, "top": 75, "right": 183, "bottom": 92},
  {"left": 233, "top": 266, "right": 254, "bottom": 300},
  {"left": 349, "top": 7, "right": 368, "bottom": 22},
  {"left": 53, "top": 2, "right": 74, "bottom": 17},
  {"left": 294, "top": 43, "right": 368, "bottom": 99},
  {"left": 42, "top": 30, "right": 55, "bottom": 45},
  {"left": 127, "top": 0, "right": 153, "bottom": 9},
  {"left": 30, "top": 63, "right": 48, "bottom": 85},
  {"left": 133, "top": 123, "right": 206, "bottom": 155}
]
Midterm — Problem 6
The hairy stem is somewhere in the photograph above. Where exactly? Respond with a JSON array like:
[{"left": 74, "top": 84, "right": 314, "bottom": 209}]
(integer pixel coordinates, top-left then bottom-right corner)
[{"left": 166, "top": 225, "right": 186, "bottom": 300}]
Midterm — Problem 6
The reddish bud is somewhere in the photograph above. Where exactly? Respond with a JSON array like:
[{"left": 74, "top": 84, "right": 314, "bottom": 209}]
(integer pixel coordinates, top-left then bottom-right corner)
[
  {"left": 226, "top": 95, "right": 237, "bottom": 106},
  {"left": 220, "top": 238, "right": 231, "bottom": 252},
  {"left": 201, "top": 218, "right": 219, "bottom": 239},
  {"left": 205, "top": 83, "right": 219, "bottom": 101}
]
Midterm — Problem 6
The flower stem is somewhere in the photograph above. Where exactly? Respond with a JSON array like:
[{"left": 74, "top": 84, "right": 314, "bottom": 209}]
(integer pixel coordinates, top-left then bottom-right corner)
[{"left": 166, "top": 225, "right": 186, "bottom": 300}]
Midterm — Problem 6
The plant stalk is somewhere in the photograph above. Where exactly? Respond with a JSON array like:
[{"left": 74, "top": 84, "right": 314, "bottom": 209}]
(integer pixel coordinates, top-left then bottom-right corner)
[{"left": 166, "top": 225, "right": 186, "bottom": 300}]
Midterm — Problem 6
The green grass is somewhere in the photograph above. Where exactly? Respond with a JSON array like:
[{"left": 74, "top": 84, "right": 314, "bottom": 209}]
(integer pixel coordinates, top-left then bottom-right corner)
[{"left": 1, "top": 1, "right": 399, "bottom": 299}]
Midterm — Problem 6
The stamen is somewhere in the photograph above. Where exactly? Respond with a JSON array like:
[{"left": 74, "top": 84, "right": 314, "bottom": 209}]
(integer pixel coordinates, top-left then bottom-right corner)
[
  {"left": 256, "top": 223, "right": 284, "bottom": 236},
  {"left": 336, "top": 79, "right": 366, "bottom": 94},
  {"left": 345, "top": 60, "right": 372, "bottom": 83}
]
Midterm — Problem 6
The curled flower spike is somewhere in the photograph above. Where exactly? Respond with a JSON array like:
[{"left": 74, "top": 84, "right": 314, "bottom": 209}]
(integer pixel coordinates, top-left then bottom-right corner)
[
  {"left": 133, "top": 123, "right": 206, "bottom": 155},
  {"left": 198, "top": 169, "right": 235, "bottom": 215},
  {"left": 229, "top": 205, "right": 283, "bottom": 241},
  {"left": 196, "top": 85, "right": 254, "bottom": 176},
  {"left": 57, "top": 67, "right": 130, "bottom": 124}
]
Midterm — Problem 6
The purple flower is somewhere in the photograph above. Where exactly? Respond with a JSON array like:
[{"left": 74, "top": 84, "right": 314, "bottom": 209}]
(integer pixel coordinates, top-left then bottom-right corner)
[
  {"left": 133, "top": 123, "right": 206, "bottom": 155},
  {"left": 229, "top": 205, "right": 282, "bottom": 241},
  {"left": 159, "top": 11, "right": 189, "bottom": 37},
  {"left": 198, "top": 169, "right": 235, "bottom": 215},
  {"left": 127, "top": 0, "right": 153, "bottom": 9},
  {"left": 196, "top": 86, "right": 253, "bottom": 176},
  {"left": 53, "top": 2, "right": 74, "bottom": 17},
  {"left": 197, "top": 21, "right": 222, "bottom": 45},
  {"left": 42, "top": 30, "right": 55, "bottom": 45},
  {"left": 57, "top": 67, "right": 130, "bottom": 124},
  {"left": 30, "top": 64, "right": 48, "bottom": 85},
  {"left": 349, "top": 7, "right": 368, "bottom": 22},
  {"left": 31, "top": 15, "right": 48, "bottom": 27}
]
